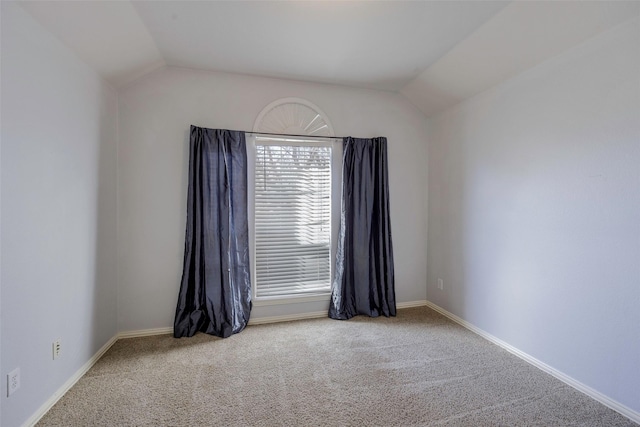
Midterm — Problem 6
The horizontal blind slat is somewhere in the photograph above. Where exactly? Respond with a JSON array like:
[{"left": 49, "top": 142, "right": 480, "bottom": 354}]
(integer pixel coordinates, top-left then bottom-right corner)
[{"left": 254, "top": 142, "right": 332, "bottom": 299}]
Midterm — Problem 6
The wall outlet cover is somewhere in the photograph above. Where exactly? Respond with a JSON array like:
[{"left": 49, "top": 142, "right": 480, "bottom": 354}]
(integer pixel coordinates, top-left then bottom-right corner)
[
  {"left": 7, "top": 368, "right": 20, "bottom": 397},
  {"left": 53, "top": 338, "right": 62, "bottom": 360}
]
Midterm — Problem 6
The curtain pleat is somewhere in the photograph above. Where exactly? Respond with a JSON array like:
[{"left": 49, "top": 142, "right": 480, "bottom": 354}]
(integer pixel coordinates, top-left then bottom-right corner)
[
  {"left": 174, "top": 126, "right": 252, "bottom": 338},
  {"left": 329, "top": 136, "right": 395, "bottom": 320}
]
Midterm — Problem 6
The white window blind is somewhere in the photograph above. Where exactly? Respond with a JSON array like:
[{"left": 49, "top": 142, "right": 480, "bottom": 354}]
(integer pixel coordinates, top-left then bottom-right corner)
[{"left": 254, "top": 141, "right": 332, "bottom": 299}]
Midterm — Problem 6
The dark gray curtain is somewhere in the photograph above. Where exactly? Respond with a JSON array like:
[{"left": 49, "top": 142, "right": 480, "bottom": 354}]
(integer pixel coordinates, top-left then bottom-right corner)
[
  {"left": 329, "top": 137, "right": 396, "bottom": 320},
  {"left": 174, "top": 126, "right": 252, "bottom": 338}
]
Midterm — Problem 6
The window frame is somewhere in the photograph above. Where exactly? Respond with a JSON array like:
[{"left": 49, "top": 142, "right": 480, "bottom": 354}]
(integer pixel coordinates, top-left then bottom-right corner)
[{"left": 247, "top": 134, "right": 343, "bottom": 306}]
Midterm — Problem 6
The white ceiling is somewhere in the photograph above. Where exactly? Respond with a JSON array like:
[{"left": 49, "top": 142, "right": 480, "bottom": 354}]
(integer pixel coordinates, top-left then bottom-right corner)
[
  {"left": 401, "top": 1, "right": 640, "bottom": 117},
  {"left": 129, "top": 1, "right": 506, "bottom": 91},
  {"left": 17, "top": 1, "right": 165, "bottom": 87},
  {"left": 18, "top": 1, "right": 640, "bottom": 117}
]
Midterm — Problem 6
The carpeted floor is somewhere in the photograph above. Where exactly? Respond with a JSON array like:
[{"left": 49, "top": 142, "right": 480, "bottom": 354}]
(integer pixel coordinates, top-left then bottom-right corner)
[{"left": 38, "top": 307, "right": 636, "bottom": 426}]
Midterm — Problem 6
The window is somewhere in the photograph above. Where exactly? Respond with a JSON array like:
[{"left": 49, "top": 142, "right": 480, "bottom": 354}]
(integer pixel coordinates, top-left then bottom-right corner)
[{"left": 248, "top": 135, "right": 342, "bottom": 303}]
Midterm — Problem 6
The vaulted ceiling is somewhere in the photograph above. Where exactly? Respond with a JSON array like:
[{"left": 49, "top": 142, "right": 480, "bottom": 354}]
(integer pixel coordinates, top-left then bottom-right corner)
[{"left": 18, "top": 1, "right": 640, "bottom": 117}]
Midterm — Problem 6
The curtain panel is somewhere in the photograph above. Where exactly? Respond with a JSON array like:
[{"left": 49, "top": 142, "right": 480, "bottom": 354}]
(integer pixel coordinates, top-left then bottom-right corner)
[
  {"left": 174, "top": 126, "right": 252, "bottom": 338},
  {"left": 329, "top": 136, "right": 396, "bottom": 320}
]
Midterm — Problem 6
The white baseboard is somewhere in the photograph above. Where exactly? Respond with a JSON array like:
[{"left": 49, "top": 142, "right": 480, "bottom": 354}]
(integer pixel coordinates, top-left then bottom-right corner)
[
  {"left": 397, "top": 300, "right": 428, "bottom": 309},
  {"left": 118, "top": 327, "right": 173, "bottom": 339},
  {"left": 23, "top": 335, "right": 119, "bottom": 427},
  {"left": 116, "top": 301, "right": 430, "bottom": 338},
  {"left": 424, "top": 300, "right": 640, "bottom": 425},
  {"left": 248, "top": 300, "right": 428, "bottom": 325},
  {"left": 249, "top": 310, "right": 327, "bottom": 325},
  {"left": 22, "top": 327, "right": 174, "bottom": 426}
]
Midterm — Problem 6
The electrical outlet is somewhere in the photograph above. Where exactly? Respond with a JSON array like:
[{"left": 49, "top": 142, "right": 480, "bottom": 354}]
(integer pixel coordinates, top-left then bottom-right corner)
[
  {"left": 53, "top": 339, "right": 62, "bottom": 360},
  {"left": 437, "top": 278, "right": 444, "bottom": 290},
  {"left": 7, "top": 368, "right": 20, "bottom": 397}
]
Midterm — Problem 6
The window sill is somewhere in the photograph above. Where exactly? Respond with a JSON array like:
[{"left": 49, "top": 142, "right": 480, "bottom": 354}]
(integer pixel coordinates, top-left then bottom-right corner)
[{"left": 253, "top": 293, "right": 331, "bottom": 307}]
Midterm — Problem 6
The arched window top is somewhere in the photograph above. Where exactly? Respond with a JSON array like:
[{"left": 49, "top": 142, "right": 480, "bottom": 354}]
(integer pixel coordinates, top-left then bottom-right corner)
[{"left": 253, "top": 97, "right": 335, "bottom": 137}]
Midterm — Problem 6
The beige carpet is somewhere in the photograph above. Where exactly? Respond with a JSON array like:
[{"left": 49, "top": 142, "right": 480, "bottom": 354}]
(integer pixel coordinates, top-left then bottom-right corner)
[{"left": 38, "top": 307, "right": 636, "bottom": 426}]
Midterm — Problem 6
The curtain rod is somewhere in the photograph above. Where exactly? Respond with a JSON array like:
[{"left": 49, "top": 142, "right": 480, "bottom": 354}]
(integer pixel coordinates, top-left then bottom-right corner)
[{"left": 246, "top": 131, "right": 344, "bottom": 140}]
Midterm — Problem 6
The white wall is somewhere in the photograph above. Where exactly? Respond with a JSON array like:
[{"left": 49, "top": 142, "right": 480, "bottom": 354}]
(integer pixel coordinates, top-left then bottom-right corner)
[
  {"left": 117, "top": 67, "right": 429, "bottom": 332},
  {"left": 1, "top": 3, "right": 118, "bottom": 426},
  {"left": 426, "top": 18, "right": 640, "bottom": 414}
]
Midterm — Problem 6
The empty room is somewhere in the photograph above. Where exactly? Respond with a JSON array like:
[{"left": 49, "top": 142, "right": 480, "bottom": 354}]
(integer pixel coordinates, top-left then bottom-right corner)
[{"left": 1, "top": 1, "right": 639, "bottom": 426}]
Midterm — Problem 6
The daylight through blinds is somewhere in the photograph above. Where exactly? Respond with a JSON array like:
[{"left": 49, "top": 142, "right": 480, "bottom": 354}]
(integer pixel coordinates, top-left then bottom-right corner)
[{"left": 254, "top": 142, "right": 332, "bottom": 298}]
